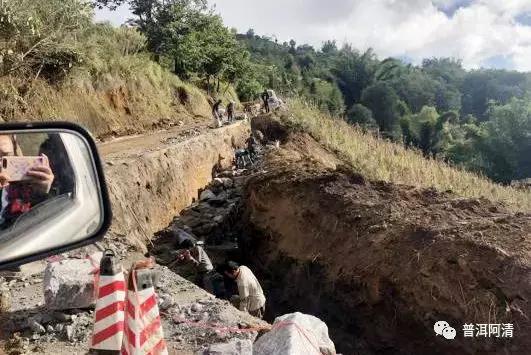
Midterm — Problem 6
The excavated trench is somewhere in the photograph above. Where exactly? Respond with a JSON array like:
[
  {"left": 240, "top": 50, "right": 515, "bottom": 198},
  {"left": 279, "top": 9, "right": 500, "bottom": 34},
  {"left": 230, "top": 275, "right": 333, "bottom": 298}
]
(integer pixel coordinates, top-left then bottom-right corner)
[
  {"left": 148, "top": 158, "right": 379, "bottom": 354},
  {"left": 150, "top": 116, "right": 531, "bottom": 355},
  {"left": 239, "top": 117, "right": 530, "bottom": 355},
  {"left": 147, "top": 138, "right": 378, "bottom": 354}
]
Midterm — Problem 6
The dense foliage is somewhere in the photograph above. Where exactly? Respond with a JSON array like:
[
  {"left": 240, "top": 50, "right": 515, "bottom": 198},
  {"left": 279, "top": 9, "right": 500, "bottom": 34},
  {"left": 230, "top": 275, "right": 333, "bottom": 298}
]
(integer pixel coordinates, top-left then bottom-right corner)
[
  {"left": 237, "top": 33, "right": 531, "bottom": 184},
  {"left": 0, "top": 0, "right": 92, "bottom": 80}
]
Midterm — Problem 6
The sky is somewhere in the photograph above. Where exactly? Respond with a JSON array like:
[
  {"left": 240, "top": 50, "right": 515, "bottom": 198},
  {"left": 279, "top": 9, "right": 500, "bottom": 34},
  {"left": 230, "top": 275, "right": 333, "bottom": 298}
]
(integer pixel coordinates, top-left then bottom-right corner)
[{"left": 94, "top": 0, "right": 531, "bottom": 72}]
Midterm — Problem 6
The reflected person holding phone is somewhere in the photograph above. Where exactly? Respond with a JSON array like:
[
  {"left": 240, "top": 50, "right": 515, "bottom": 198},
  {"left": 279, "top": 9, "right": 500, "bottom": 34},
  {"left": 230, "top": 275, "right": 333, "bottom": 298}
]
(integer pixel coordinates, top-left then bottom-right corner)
[{"left": 0, "top": 135, "right": 54, "bottom": 228}]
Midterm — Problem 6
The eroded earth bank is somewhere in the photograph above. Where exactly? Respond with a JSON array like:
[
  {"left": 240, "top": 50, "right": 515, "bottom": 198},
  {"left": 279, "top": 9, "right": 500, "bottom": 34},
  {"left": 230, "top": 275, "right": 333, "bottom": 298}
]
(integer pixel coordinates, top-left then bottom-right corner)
[{"left": 238, "top": 116, "right": 531, "bottom": 354}]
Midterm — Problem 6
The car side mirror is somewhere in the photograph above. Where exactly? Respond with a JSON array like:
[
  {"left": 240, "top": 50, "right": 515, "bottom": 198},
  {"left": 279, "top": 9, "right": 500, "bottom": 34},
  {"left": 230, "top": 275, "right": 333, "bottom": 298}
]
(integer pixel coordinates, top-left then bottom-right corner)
[{"left": 0, "top": 122, "right": 112, "bottom": 269}]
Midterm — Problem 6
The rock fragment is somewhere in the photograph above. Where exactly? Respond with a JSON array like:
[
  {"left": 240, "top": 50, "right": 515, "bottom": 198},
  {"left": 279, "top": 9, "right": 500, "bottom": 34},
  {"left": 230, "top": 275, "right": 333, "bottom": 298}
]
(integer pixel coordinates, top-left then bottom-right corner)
[{"left": 43, "top": 255, "right": 102, "bottom": 310}]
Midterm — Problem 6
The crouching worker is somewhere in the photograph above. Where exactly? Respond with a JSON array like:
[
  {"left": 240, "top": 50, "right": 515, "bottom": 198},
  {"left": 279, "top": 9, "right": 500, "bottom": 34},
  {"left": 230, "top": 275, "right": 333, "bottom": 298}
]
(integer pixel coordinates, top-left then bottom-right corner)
[
  {"left": 178, "top": 240, "right": 215, "bottom": 294},
  {"left": 222, "top": 261, "right": 266, "bottom": 319}
]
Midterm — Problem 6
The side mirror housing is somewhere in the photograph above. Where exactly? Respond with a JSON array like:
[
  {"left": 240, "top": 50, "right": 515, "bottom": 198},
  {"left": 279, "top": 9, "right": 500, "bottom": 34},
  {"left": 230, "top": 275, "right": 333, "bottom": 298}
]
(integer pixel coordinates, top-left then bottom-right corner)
[{"left": 0, "top": 122, "right": 112, "bottom": 269}]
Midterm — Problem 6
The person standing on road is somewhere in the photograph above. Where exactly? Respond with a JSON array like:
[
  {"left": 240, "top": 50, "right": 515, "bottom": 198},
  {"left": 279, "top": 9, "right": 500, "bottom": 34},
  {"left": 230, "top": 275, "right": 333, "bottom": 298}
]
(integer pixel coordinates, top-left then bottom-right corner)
[
  {"left": 261, "top": 91, "right": 270, "bottom": 113},
  {"left": 227, "top": 101, "right": 235, "bottom": 123},
  {"left": 223, "top": 261, "right": 266, "bottom": 318},
  {"left": 212, "top": 99, "right": 223, "bottom": 128},
  {"left": 178, "top": 240, "right": 215, "bottom": 293}
]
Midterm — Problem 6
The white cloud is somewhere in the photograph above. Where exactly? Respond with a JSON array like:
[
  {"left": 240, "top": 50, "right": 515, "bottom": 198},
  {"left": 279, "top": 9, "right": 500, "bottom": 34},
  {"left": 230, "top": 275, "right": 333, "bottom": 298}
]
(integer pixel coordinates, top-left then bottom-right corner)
[
  {"left": 94, "top": 0, "right": 531, "bottom": 71},
  {"left": 94, "top": 3, "right": 130, "bottom": 26},
  {"left": 210, "top": 0, "right": 531, "bottom": 71}
]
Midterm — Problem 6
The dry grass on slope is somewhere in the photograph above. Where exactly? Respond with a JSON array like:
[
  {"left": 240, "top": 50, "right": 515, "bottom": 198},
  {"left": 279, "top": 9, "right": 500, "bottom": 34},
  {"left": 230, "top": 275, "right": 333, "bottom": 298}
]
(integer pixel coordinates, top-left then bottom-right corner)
[
  {"left": 0, "top": 57, "right": 212, "bottom": 139},
  {"left": 284, "top": 100, "right": 531, "bottom": 212}
]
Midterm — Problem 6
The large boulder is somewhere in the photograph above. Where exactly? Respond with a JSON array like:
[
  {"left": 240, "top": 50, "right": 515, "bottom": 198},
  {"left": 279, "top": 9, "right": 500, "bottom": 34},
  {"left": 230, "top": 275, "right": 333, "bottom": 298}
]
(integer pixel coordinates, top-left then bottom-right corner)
[
  {"left": 43, "top": 255, "right": 102, "bottom": 310},
  {"left": 197, "top": 339, "right": 252, "bottom": 355},
  {"left": 253, "top": 313, "right": 336, "bottom": 355}
]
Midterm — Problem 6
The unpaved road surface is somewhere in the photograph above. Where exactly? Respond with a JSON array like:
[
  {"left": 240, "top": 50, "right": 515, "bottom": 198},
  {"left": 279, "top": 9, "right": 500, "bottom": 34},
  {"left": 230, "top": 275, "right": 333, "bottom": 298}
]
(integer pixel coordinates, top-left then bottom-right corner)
[{"left": 98, "top": 121, "right": 211, "bottom": 160}]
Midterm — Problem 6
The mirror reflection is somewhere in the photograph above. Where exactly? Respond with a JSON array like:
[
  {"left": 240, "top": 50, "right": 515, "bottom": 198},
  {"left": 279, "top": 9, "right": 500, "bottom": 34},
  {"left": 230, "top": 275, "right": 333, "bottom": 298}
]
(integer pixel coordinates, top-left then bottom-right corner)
[
  {"left": 0, "top": 133, "right": 74, "bottom": 228},
  {"left": 0, "top": 130, "right": 104, "bottom": 265}
]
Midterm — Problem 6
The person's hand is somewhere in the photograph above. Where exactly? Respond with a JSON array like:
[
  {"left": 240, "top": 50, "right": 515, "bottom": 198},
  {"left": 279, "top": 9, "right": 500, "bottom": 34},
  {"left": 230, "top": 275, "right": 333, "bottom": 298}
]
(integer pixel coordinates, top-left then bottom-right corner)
[
  {"left": 0, "top": 172, "right": 10, "bottom": 189},
  {"left": 26, "top": 154, "right": 54, "bottom": 194}
]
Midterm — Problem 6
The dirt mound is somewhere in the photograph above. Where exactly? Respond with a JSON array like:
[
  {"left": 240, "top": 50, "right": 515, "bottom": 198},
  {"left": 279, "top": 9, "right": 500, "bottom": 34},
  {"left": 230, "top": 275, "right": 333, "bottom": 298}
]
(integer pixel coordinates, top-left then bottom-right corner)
[
  {"left": 241, "top": 123, "right": 531, "bottom": 354},
  {"left": 252, "top": 114, "right": 341, "bottom": 170}
]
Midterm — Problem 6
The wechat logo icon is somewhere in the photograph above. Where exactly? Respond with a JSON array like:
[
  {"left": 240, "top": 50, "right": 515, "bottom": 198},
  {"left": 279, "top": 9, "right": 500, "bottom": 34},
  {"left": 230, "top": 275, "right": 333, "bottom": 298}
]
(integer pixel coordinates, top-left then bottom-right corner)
[{"left": 434, "top": 321, "right": 456, "bottom": 340}]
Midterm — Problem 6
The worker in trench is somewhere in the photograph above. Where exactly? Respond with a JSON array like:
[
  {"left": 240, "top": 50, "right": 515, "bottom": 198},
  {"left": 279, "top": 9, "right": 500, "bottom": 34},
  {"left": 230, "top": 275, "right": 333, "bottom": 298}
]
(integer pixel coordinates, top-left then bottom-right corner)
[
  {"left": 221, "top": 261, "right": 266, "bottom": 319},
  {"left": 178, "top": 239, "right": 216, "bottom": 294}
]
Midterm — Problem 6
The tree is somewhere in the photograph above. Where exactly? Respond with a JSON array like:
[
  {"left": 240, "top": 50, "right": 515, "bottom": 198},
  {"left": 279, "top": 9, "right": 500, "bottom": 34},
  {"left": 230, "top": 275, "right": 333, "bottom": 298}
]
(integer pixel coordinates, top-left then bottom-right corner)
[
  {"left": 246, "top": 28, "right": 255, "bottom": 38},
  {"left": 129, "top": 0, "right": 206, "bottom": 60},
  {"left": 376, "top": 57, "right": 410, "bottom": 81},
  {"left": 332, "top": 47, "right": 377, "bottom": 107},
  {"left": 321, "top": 40, "right": 338, "bottom": 54},
  {"left": 422, "top": 58, "right": 464, "bottom": 113},
  {"left": 399, "top": 106, "right": 462, "bottom": 156},
  {"left": 289, "top": 39, "right": 296, "bottom": 52},
  {"left": 400, "top": 106, "right": 439, "bottom": 155},
  {"left": 478, "top": 99, "right": 531, "bottom": 182},
  {"left": 361, "top": 82, "right": 401, "bottom": 135},
  {"left": 389, "top": 70, "right": 439, "bottom": 113},
  {"left": 0, "top": 0, "right": 92, "bottom": 79},
  {"left": 92, "top": 0, "right": 127, "bottom": 10},
  {"left": 297, "top": 53, "right": 316, "bottom": 72},
  {"left": 128, "top": 0, "right": 250, "bottom": 92},
  {"left": 174, "top": 13, "right": 245, "bottom": 91},
  {"left": 346, "top": 104, "right": 377, "bottom": 128},
  {"left": 305, "top": 79, "right": 344, "bottom": 116},
  {"left": 236, "top": 71, "right": 263, "bottom": 101},
  {"left": 461, "top": 69, "right": 530, "bottom": 121},
  {"left": 422, "top": 58, "right": 465, "bottom": 87}
]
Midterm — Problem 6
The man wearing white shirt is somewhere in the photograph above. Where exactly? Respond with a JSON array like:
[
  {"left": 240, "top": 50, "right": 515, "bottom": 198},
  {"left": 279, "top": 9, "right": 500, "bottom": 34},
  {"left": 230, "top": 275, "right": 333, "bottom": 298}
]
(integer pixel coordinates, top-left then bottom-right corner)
[{"left": 223, "top": 261, "right": 266, "bottom": 318}]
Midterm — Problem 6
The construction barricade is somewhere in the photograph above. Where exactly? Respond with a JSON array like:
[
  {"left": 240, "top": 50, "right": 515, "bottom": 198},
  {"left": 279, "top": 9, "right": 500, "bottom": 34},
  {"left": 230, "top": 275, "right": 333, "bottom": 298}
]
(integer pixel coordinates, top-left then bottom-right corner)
[
  {"left": 90, "top": 250, "right": 127, "bottom": 354},
  {"left": 122, "top": 261, "right": 168, "bottom": 355}
]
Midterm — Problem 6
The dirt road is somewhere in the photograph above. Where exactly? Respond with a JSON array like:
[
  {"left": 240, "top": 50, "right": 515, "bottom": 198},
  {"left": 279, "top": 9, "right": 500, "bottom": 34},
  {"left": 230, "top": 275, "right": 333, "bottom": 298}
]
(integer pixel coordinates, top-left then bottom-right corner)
[{"left": 98, "top": 121, "right": 211, "bottom": 160}]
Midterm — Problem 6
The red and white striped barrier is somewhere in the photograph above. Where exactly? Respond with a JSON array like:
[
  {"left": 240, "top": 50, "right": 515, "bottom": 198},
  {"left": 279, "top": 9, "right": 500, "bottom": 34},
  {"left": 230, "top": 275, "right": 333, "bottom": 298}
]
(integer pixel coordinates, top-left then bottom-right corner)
[
  {"left": 122, "top": 266, "right": 168, "bottom": 355},
  {"left": 90, "top": 250, "right": 126, "bottom": 352}
]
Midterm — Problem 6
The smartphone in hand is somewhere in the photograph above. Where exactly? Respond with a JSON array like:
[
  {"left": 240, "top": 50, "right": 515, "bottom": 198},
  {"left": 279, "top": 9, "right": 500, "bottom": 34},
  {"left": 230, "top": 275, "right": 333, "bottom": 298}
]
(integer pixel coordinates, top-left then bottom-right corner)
[{"left": 1, "top": 156, "right": 46, "bottom": 182}]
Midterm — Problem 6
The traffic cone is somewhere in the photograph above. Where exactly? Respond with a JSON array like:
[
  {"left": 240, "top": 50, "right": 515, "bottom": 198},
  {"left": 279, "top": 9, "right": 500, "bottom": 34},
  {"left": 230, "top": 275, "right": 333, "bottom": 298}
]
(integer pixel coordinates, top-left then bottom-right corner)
[
  {"left": 90, "top": 250, "right": 126, "bottom": 353},
  {"left": 122, "top": 262, "right": 168, "bottom": 355}
]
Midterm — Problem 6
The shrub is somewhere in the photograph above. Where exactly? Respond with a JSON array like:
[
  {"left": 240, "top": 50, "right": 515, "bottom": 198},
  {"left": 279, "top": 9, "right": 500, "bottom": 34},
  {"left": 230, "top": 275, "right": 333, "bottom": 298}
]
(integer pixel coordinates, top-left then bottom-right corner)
[{"left": 0, "top": 0, "right": 91, "bottom": 80}]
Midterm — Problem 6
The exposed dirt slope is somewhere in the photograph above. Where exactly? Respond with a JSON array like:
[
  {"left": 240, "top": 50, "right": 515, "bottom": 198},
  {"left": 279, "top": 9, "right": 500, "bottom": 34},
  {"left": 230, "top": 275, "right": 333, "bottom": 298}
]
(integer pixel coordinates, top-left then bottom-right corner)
[
  {"left": 102, "top": 121, "right": 250, "bottom": 249},
  {"left": 0, "top": 76, "right": 213, "bottom": 140},
  {"left": 242, "top": 119, "right": 531, "bottom": 354}
]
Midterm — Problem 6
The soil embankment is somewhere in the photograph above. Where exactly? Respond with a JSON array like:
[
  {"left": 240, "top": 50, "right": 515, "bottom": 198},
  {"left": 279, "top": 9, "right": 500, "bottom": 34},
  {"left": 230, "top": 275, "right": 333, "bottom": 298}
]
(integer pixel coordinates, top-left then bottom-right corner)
[
  {"left": 242, "top": 116, "right": 531, "bottom": 354},
  {"left": 1, "top": 76, "right": 214, "bottom": 140},
  {"left": 102, "top": 121, "right": 250, "bottom": 249}
]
